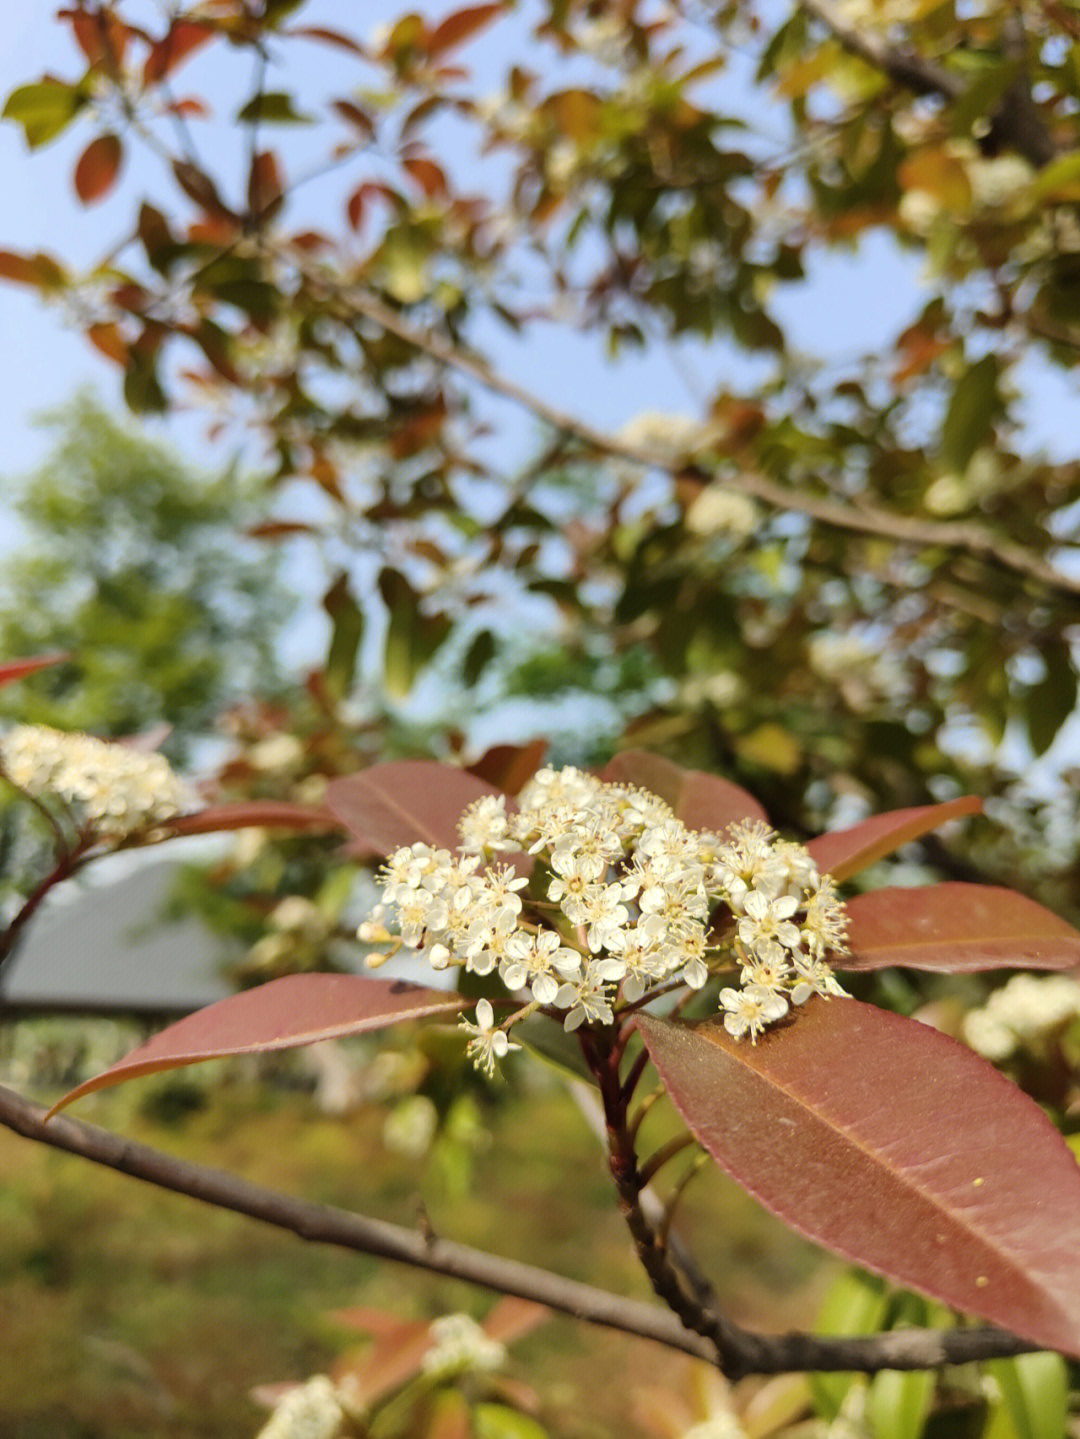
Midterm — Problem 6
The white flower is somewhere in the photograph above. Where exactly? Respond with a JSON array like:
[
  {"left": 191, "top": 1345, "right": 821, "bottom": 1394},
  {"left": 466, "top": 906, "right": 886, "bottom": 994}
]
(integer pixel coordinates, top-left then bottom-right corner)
[
  {"left": 421, "top": 1313, "right": 506, "bottom": 1380},
  {"left": 458, "top": 793, "right": 516, "bottom": 854},
  {"left": 255, "top": 1376, "right": 344, "bottom": 1439},
  {"left": 720, "top": 984, "right": 789, "bottom": 1043},
  {"left": 460, "top": 998, "right": 521, "bottom": 1076},
  {"left": 737, "top": 890, "right": 801, "bottom": 964},
  {"left": 555, "top": 960, "right": 618, "bottom": 1031},
  {"left": 0, "top": 724, "right": 195, "bottom": 839}
]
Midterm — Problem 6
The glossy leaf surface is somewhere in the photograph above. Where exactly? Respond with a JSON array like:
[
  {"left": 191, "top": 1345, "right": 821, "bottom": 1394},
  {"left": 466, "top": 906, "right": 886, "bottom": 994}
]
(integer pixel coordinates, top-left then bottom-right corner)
[
  {"left": 844, "top": 884, "right": 1080, "bottom": 972},
  {"left": 638, "top": 1002, "right": 1080, "bottom": 1357},
  {"left": 807, "top": 797, "right": 983, "bottom": 883},
  {"left": 325, "top": 761, "right": 501, "bottom": 857},
  {"left": 601, "top": 751, "right": 767, "bottom": 830},
  {"left": 165, "top": 800, "right": 343, "bottom": 835},
  {"left": 49, "top": 974, "right": 465, "bottom": 1115}
]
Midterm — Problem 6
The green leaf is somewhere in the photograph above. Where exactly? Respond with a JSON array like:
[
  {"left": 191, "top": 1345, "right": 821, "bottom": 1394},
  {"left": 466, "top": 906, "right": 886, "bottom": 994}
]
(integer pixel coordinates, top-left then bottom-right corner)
[
  {"left": 3, "top": 80, "right": 88, "bottom": 147},
  {"left": 236, "top": 91, "right": 313, "bottom": 125},
  {"left": 940, "top": 354, "right": 1000, "bottom": 474},
  {"left": 985, "top": 1353, "right": 1068, "bottom": 1439},
  {"left": 867, "top": 1367, "right": 934, "bottom": 1439},
  {"left": 322, "top": 572, "right": 364, "bottom": 701},
  {"left": 462, "top": 628, "right": 496, "bottom": 688},
  {"left": 379, "top": 568, "right": 452, "bottom": 699},
  {"left": 1026, "top": 642, "right": 1077, "bottom": 758},
  {"left": 810, "top": 1269, "right": 888, "bottom": 1418},
  {"left": 474, "top": 1403, "right": 549, "bottom": 1439}
]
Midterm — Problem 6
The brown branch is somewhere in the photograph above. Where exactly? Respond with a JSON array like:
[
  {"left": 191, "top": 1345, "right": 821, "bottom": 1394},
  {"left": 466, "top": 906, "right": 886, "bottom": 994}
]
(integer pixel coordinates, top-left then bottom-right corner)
[
  {"left": 325, "top": 282, "right": 1080, "bottom": 603},
  {"left": 0, "top": 1082, "right": 1043, "bottom": 1376},
  {"left": 800, "top": 0, "right": 1055, "bottom": 167}
]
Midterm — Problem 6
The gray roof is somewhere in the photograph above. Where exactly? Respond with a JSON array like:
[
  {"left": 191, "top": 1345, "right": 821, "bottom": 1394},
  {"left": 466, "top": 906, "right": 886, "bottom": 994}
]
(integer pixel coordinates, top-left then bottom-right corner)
[{"left": 0, "top": 858, "right": 236, "bottom": 1015}]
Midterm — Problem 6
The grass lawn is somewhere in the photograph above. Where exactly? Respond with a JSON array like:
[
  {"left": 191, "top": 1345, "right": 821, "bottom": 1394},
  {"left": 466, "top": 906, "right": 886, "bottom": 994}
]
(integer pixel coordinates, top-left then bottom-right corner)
[{"left": 0, "top": 1042, "right": 828, "bottom": 1438}]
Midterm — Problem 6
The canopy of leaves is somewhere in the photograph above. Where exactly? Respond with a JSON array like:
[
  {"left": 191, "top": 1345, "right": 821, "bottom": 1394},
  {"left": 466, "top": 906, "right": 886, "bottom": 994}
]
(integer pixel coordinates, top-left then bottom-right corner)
[{"left": 0, "top": 396, "right": 293, "bottom": 755}]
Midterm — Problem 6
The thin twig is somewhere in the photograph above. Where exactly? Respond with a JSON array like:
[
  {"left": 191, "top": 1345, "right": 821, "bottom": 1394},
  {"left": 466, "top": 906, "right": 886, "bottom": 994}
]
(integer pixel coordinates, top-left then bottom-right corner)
[{"left": 324, "top": 282, "right": 1080, "bottom": 602}]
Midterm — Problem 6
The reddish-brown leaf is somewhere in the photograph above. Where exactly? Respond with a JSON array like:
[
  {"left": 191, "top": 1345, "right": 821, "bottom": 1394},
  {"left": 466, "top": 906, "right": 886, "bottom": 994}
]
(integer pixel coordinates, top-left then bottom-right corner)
[
  {"left": 639, "top": 1003, "right": 1080, "bottom": 1357},
  {"left": 0, "top": 249, "right": 66, "bottom": 289},
  {"left": 0, "top": 653, "right": 68, "bottom": 687},
  {"left": 143, "top": 21, "right": 216, "bottom": 83},
  {"left": 601, "top": 750, "right": 768, "bottom": 830},
  {"left": 403, "top": 155, "right": 447, "bottom": 197},
  {"left": 325, "top": 761, "right": 501, "bottom": 857},
  {"left": 806, "top": 797, "right": 982, "bottom": 883},
  {"left": 172, "top": 159, "right": 233, "bottom": 219},
  {"left": 67, "top": 10, "right": 129, "bottom": 67},
  {"left": 165, "top": 800, "right": 344, "bottom": 836},
  {"left": 284, "top": 25, "right": 368, "bottom": 57},
  {"left": 48, "top": 974, "right": 465, "bottom": 1116},
  {"left": 843, "top": 884, "right": 1080, "bottom": 972},
  {"left": 247, "top": 149, "right": 283, "bottom": 218},
  {"left": 87, "top": 322, "right": 130, "bottom": 365},
  {"left": 427, "top": 3, "right": 503, "bottom": 56},
  {"left": 74, "top": 133, "right": 122, "bottom": 203},
  {"left": 467, "top": 739, "right": 548, "bottom": 795}
]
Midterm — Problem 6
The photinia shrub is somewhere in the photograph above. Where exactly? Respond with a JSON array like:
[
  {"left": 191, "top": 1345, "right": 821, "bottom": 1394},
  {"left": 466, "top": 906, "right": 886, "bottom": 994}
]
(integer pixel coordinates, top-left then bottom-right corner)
[{"left": 46, "top": 750, "right": 1080, "bottom": 1362}]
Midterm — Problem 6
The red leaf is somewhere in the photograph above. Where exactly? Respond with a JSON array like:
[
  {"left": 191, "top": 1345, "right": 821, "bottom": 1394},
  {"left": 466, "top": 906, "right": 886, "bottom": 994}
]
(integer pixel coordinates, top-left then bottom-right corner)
[
  {"left": 143, "top": 21, "right": 215, "bottom": 83},
  {"left": 74, "top": 133, "right": 123, "bottom": 203},
  {"left": 843, "top": 884, "right": 1080, "bottom": 972},
  {"left": 48, "top": 974, "right": 465, "bottom": 1115},
  {"left": 0, "top": 249, "right": 66, "bottom": 289},
  {"left": 87, "top": 322, "right": 130, "bottom": 364},
  {"left": 403, "top": 156, "right": 447, "bottom": 197},
  {"left": 172, "top": 159, "right": 234, "bottom": 219},
  {"left": 247, "top": 149, "right": 283, "bottom": 218},
  {"left": 601, "top": 750, "right": 768, "bottom": 830},
  {"left": 467, "top": 739, "right": 548, "bottom": 795},
  {"left": 165, "top": 800, "right": 344, "bottom": 836},
  {"left": 284, "top": 25, "right": 368, "bottom": 57},
  {"left": 806, "top": 797, "right": 982, "bottom": 883},
  {"left": 0, "top": 653, "right": 68, "bottom": 687},
  {"left": 427, "top": 3, "right": 503, "bottom": 57},
  {"left": 325, "top": 761, "right": 501, "bottom": 857},
  {"left": 639, "top": 1002, "right": 1080, "bottom": 1357}
]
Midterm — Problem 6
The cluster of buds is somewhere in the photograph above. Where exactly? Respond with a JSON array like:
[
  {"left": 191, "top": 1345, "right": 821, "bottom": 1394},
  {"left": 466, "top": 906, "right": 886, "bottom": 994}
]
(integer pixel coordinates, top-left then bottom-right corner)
[
  {"left": 0, "top": 723, "right": 194, "bottom": 839},
  {"left": 359, "top": 766, "right": 849, "bottom": 1074}
]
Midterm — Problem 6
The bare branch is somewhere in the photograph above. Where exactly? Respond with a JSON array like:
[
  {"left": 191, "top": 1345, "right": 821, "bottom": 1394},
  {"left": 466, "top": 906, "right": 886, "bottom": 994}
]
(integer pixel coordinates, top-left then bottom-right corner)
[{"left": 0, "top": 1082, "right": 1043, "bottom": 1375}]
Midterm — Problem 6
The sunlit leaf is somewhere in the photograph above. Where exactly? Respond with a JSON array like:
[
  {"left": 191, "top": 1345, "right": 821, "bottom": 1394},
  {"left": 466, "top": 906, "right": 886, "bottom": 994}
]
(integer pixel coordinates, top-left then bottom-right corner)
[
  {"left": 985, "top": 1352, "right": 1068, "bottom": 1439},
  {"left": 601, "top": 750, "right": 768, "bottom": 829},
  {"left": 843, "top": 884, "right": 1080, "bottom": 972},
  {"left": 48, "top": 974, "right": 466, "bottom": 1115},
  {"left": 638, "top": 1003, "right": 1080, "bottom": 1357},
  {"left": 3, "top": 80, "right": 88, "bottom": 147},
  {"left": 806, "top": 797, "right": 982, "bottom": 882}
]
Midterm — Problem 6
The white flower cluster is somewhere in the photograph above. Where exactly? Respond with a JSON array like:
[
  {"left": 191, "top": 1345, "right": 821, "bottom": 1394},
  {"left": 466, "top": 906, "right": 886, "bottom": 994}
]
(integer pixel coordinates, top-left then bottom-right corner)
[
  {"left": 362, "top": 766, "right": 849, "bottom": 1072},
  {"left": 963, "top": 973, "right": 1080, "bottom": 1062},
  {"left": 420, "top": 1313, "right": 507, "bottom": 1380},
  {"left": 255, "top": 1375, "right": 345, "bottom": 1439},
  {"left": 0, "top": 724, "right": 195, "bottom": 838}
]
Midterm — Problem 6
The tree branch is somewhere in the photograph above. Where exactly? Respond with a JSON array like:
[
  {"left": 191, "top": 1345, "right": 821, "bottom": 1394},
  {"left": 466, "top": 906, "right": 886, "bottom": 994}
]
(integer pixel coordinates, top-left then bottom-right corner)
[
  {"left": 0, "top": 1081, "right": 1043, "bottom": 1375},
  {"left": 327, "top": 280, "right": 1080, "bottom": 603},
  {"left": 800, "top": 0, "right": 1056, "bottom": 167}
]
